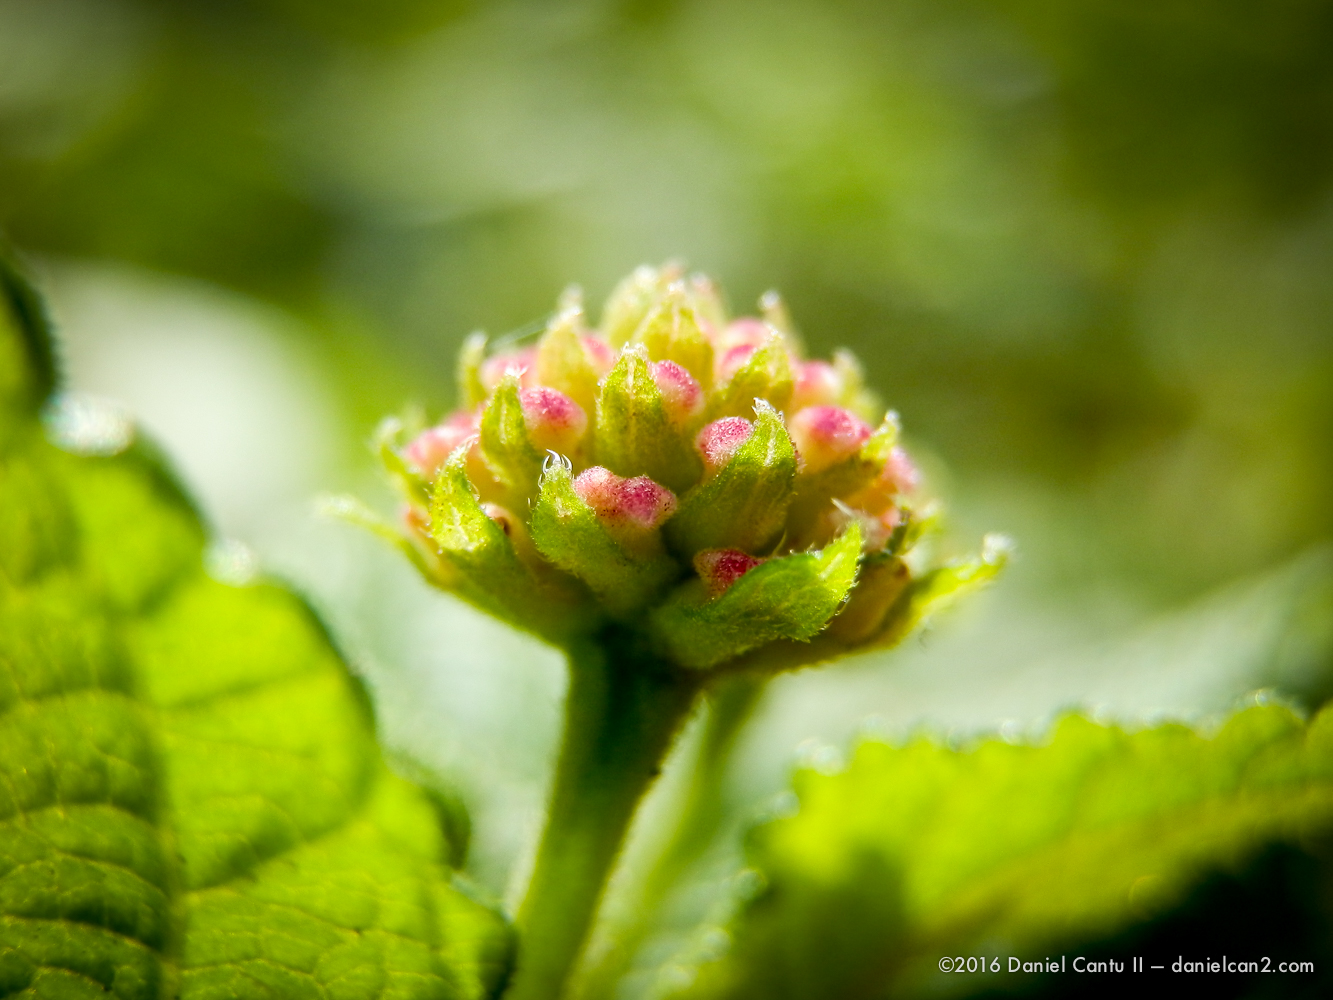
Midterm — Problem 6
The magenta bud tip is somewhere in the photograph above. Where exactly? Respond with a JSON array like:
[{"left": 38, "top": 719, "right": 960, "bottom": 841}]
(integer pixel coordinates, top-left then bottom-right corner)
[
  {"left": 695, "top": 417, "right": 754, "bottom": 474},
  {"left": 791, "top": 360, "right": 843, "bottom": 410},
  {"left": 520, "top": 387, "right": 588, "bottom": 454},
  {"left": 694, "top": 548, "right": 765, "bottom": 597},
  {"left": 788, "top": 405, "right": 872, "bottom": 473},
  {"left": 405, "top": 409, "right": 481, "bottom": 476},
  {"left": 650, "top": 360, "right": 704, "bottom": 424},
  {"left": 574, "top": 466, "right": 677, "bottom": 530}
]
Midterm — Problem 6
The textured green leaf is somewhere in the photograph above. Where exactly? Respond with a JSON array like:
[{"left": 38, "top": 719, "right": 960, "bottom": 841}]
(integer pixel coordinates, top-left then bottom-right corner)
[
  {"left": 673, "top": 703, "right": 1333, "bottom": 1000},
  {"left": 651, "top": 524, "right": 861, "bottom": 670},
  {"left": 0, "top": 259, "right": 514, "bottom": 1000},
  {"left": 530, "top": 461, "right": 680, "bottom": 618},
  {"left": 666, "top": 401, "right": 796, "bottom": 559}
]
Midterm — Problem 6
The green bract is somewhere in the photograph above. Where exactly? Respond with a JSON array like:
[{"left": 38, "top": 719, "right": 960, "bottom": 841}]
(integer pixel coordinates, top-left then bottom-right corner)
[
  {"left": 0, "top": 257, "right": 512, "bottom": 1000},
  {"left": 367, "top": 265, "right": 1005, "bottom": 674}
]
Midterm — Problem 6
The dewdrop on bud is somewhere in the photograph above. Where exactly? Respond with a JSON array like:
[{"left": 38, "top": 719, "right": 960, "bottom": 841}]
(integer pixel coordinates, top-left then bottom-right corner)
[
  {"left": 573, "top": 466, "right": 677, "bottom": 532},
  {"left": 695, "top": 417, "right": 754, "bottom": 477},
  {"left": 650, "top": 360, "right": 704, "bottom": 426},
  {"left": 694, "top": 548, "right": 765, "bottom": 597},
  {"left": 520, "top": 387, "right": 587, "bottom": 455},
  {"left": 788, "top": 405, "right": 872, "bottom": 474}
]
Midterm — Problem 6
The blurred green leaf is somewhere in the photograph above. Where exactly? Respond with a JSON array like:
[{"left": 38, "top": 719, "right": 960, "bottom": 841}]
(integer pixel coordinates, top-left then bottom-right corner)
[
  {"left": 0, "top": 261, "right": 514, "bottom": 1000},
  {"left": 673, "top": 702, "right": 1333, "bottom": 999}
]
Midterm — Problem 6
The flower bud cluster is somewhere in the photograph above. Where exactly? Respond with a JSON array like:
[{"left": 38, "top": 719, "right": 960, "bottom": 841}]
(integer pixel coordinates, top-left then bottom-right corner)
[{"left": 375, "top": 265, "right": 1005, "bottom": 671}]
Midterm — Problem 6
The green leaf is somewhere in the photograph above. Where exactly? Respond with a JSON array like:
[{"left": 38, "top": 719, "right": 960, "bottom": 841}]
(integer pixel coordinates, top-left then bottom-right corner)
[
  {"left": 594, "top": 346, "right": 700, "bottom": 492},
  {"left": 0, "top": 263, "right": 515, "bottom": 1000},
  {"left": 666, "top": 401, "right": 796, "bottom": 559},
  {"left": 530, "top": 460, "right": 681, "bottom": 618},
  {"left": 672, "top": 702, "right": 1333, "bottom": 1000},
  {"left": 651, "top": 524, "right": 861, "bottom": 670},
  {"left": 429, "top": 449, "right": 590, "bottom": 643}
]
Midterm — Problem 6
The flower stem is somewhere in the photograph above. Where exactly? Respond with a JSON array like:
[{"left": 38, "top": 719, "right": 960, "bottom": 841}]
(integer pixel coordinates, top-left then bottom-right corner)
[
  {"left": 507, "top": 630, "right": 701, "bottom": 1000},
  {"left": 575, "top": 672, "right": 763, "bottom": 1000}
]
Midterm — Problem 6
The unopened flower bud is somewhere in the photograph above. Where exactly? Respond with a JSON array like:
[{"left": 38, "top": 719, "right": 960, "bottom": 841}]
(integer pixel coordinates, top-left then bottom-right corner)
[
  {"left": 482, "top": 348, "right": 536, "bottom": 391},
  {"left": 651, "top": 360, "right": 704, "bottom": 426},
  {"left": 788, "top": 405, "right": 873, "bottom": 474},
  {"left": 520, "top": 387, "right": 587, "bottom": 456},
  {"left": 790, "top": 360, "right": 843, "bottom": 411},
  {"left": 365, "top": 264, "right": 1003, "bottom": 668},
  {"left": 694, "top": 548, "right": 765, "bottom": 597},
  {"left": 573, "top": 466, "right": 677, "bottom": 532},
  {"left": 405, "top": 409, "right": 480, "bottom": 477},
  {"left": 582, "top": 335, "right": 616, "bottom": 374},
  {"left": 848, "top": 445, "right": 920, "bottom": 517},
  {"left": 695, "top": 417, "right": 753, "bottom": 477},
  {"left": 715, "top": 317, "right": 771, "bottom": 356}
]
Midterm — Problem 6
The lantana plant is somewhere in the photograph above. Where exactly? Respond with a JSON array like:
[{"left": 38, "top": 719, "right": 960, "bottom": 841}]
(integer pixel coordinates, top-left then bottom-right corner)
[{"left": 344, "top": 264, "right": 1006, "bottom": 1000}]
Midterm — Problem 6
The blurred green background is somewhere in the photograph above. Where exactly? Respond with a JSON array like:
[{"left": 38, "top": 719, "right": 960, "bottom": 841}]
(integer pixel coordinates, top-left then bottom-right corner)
[{"left": 3, "top": 0, "right": 1331, "bottom": 934}]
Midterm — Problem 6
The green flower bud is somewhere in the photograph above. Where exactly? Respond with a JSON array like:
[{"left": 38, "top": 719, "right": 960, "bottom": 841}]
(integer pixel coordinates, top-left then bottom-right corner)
[{"left": 359, "top": 266, "right": 1005, "bottom": 668}]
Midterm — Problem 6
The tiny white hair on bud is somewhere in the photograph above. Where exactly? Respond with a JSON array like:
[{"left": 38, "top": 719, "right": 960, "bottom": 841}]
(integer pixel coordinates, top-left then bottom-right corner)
[
  {"left": 447, "top": 434, "right": 478, "bottom": 466},
  {"left": 541, "top": 450, "right": 573, "bottom": 476}
]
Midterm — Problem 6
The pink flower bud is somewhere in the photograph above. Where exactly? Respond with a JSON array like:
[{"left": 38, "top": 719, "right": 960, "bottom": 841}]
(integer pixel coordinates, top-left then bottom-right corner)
[
  {"left": 581, "top": 335, "right": 616, "bottom": 375},
  {"left": 520, "top": 387, "right": 588, "bottom": 455},
  {"left": 405, "top": 408, "right": 481, "bottom": 476},
  {"left": 715, "top": 317, "right": 772, "bottom": 354},
  {"left": 650, "top": 360, "right": 704, "bottom": 425},
  {"left": 849, "top": 446, "right": 920, "bottom": 516},
  {"left": 883, "top": 446, "right": 919, "bottom": 495},
  {"left": 573, "top": 466, "right": 678, "bottom": 531},
  {"left": 695, "top": 417, "right": 754, "bottom": 475},
  {"left": 481, "top": 347, "right": 536, "bottom": 391},
  {"left": 716, "top": 343, "right": 757, "bottom": 383},
  {"left": 694, "top": 548, "right": 765, "bottom": 597},
  {"left": 787, "top": 405, "right": 872, "bottom": 474},
  {"left": 790, "top": 360, "right": 843, "bottom": 411}
]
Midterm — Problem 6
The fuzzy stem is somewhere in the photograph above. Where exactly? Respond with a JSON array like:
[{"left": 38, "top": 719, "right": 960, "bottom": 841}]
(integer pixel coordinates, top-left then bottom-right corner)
[
  {"left": 507, "top": 631, "right": 701, "bottom": 1000},
  {"left": 575, "top": 673, "right": 764, "bottom": 1000}
]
